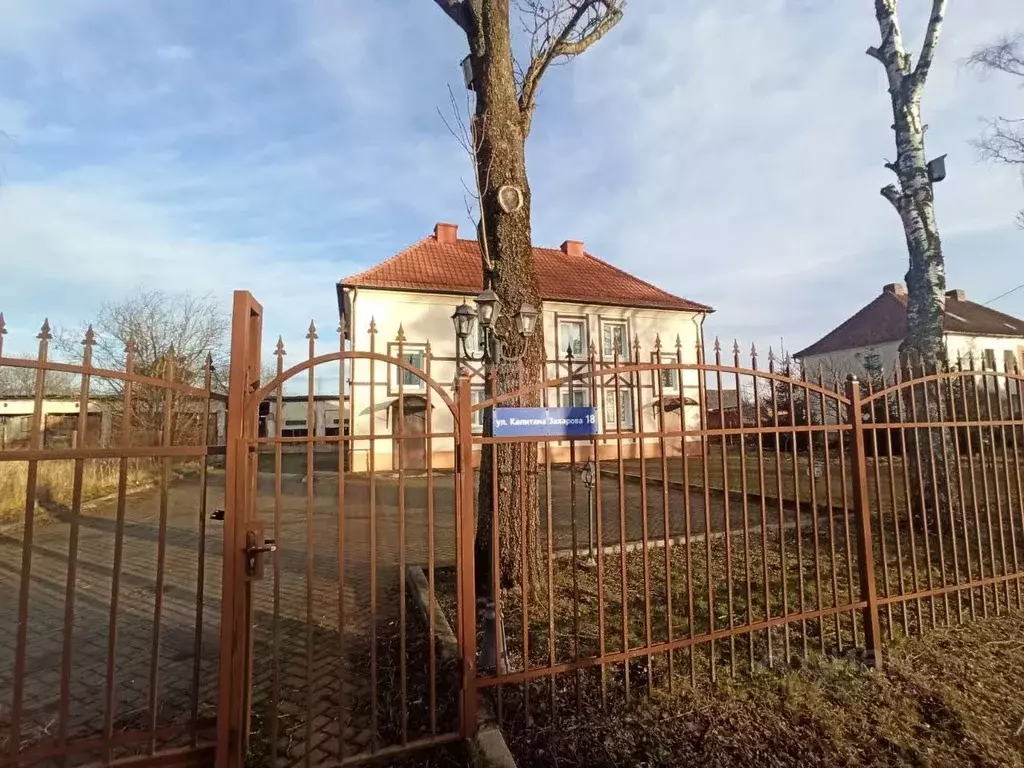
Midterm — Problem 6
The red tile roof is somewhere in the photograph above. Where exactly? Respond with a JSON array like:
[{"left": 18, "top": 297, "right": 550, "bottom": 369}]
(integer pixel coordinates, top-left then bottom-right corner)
[
  {"left": 339, "top": 224, "right": 712, "bottom": 313},
  {"left": 794, "top": 283, "right": 1024, "bottom": 358}
]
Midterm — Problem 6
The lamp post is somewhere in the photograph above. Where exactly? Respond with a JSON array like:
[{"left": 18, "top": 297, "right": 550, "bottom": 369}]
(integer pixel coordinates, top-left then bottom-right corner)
[
  {"left": 451, "top": 288, "right": 538, "bottom": 673},
  {"left": 580, "top": 460, "right": 596, "bottom": 567}
]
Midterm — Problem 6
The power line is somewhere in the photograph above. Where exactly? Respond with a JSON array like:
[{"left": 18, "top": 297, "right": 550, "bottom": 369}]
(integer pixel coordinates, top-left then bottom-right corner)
[{"left": 983, "top": 282, "right": 1024, "bottom": 306}]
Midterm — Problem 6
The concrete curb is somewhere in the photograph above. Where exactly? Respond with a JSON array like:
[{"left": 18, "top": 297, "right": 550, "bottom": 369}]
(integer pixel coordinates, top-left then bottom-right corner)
[{"left": 405, "top": 566, "right": 518, "bottom": 768}]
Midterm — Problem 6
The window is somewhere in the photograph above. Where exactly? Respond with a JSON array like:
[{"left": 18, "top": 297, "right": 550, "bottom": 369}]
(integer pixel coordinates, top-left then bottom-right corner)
[
  {"left": 1004, "top": 350, "right": 1018, "bottom": 373},
  {"left": 558, "top": 319, "right": 587, "bottom": 358},
  {"left": 389, "top": 346, "right": 426, "bottom": 392},
  {"left": 983, "top": 349, "right": 997, "bottom": 371},
  {"left": 559, "top": 388, "right": 591, "bottom": 408},
  {"left": 471, "top": 389, "right": 487, "bottom": 433},
  {"left": 602, "top": 321, "right": 628, "bottom": 359},
  {"left": 603, "top": 387, "right": 635, "bottom": 431},
  {"left": 658, "top": 355, "right": 679, "bottom": 391}
]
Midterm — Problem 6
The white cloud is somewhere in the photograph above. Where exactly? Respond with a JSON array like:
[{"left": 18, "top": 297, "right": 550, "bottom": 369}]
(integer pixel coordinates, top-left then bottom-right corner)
[{"left": 155, "top": 44, "right": 192, "bottom": 62}]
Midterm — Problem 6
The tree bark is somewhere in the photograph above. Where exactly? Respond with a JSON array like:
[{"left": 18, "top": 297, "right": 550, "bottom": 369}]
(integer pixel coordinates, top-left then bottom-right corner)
[
  {"left": 870, "top": 0, "right": 960, "bottom": 528},
  {"left": 467, "top": 1, "right": 544, "bottom": 594}
]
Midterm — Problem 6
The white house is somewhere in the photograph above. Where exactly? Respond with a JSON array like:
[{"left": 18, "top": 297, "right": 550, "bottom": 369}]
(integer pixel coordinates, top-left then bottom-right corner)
[
  {"left": 336, "top": 222, "right": 714, "bottom": 471},
  {"left": 795, "top": 282, "right": 1024, "bottom": 384}
]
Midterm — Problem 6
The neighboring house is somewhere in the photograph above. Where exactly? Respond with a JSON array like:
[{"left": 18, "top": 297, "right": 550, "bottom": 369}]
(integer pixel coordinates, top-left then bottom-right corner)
[
  {"left": 0, "top": 396, "right": 110, "bottom": 449},
  {"left": 337, "top": 222, "right": 714, "bottom": 471},
  {"left": 704, "top": 389, "right": 744, "bottom": 429},
  {"left": 259, "top": 396, "right": 348, "bottom": 438},
  {"left": 795, "top": 282, "right": 1024, "bottom": 386}
]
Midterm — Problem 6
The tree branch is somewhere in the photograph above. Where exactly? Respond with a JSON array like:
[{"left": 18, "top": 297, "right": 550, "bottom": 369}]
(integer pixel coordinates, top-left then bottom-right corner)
[
  {"left": 517, "top": 0, "right": 624, "bottom": 134},
  {"left": 431, "top": 0, "right": 472, "bottom": 33},
  {"left": 912, "top": 0, "right": 947, "bottom": 93},
  {"left": 881, "top": 184, "right": 902, "bottom": 211},
  {"left": 884, "top": 160, "right": 899, "bottom": 175}
]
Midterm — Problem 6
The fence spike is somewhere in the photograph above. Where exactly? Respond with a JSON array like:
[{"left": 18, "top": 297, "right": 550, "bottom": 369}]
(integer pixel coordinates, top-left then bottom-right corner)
[
  {"left": 397, "top": 324, "right": 407, "bottom": 343},
  {"left": 0, "top": 313, "right": 7, "bottom": 356},
  {"left": 425, "top": 339, "right": 432, "bottom": 356},
  {"left": 368, "top": 317, "right": 377, "bottom": 336},
  {"left": 587, "top": 340, "right": 597, "bottom": 358},
  {"left": 713, "top": 336, "right": 721, "bottom": 354},
  {"left": 166, "top": 342, "right": 176, "bottom": 356},
  {"left": 275, "top": 336, "right": 286, "bottom": 357},
  {"left": 306, "top": 320, "right": 318, "bottom": 341},
  {"left": 732, "top": 338, "right": 741, "bottom": 357},
  {"left": 653, "top": 333, "right": 662, "bottom": 354},
  {"left": 205, "top": 351, "right": 214, "bottom": 369},
  {"left": 83, "top": 324, "right": 96, "bottom": 347},
  {"left": 750, "top": 342, "right": 758, "bottom": 367},
  {"left": 38, "top": 318, "right": 53, "bottom": 341}
]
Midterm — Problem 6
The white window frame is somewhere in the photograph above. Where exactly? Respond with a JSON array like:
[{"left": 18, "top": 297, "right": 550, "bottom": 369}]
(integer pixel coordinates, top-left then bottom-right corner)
[
  {"left": 601, "top": 319, "right": 629, "bottom": 360},
  {"left": 603, "top": 386, "right": 635, "bottom": 431},
  {"left": 657, "top": 353, "right": 680, "bottom": 393},
  {"left": 559, "top": 387, "right": 591, "bottom": 408},
  {"left": 557, "top": 318, "right": 588, "bottom": 359},
  {"left": 388, "top": 343, "right": 427, "bottom": 394}
]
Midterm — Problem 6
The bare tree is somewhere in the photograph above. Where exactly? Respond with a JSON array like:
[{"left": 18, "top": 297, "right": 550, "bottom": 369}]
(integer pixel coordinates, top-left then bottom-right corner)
[
  {"left": 55, "top": 289, "right": 228, "bottom": 444},
  {"left": 966, "top": 32, "right": 1024, "bottom": 227},
  {"left": 0, "top": 354, "right": 79, "bottom": 397},
  {"left": 430, "top": 1, "right": 624, "bottom": 598},
  {"left": 868, "top": 0, "right": 959, "bottom": 523}
]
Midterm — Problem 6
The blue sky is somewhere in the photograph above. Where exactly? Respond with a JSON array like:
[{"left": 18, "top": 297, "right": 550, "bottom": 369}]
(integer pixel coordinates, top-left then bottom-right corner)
[{"left": 0, "top": 0, "right": 1022, "bottom": 368}]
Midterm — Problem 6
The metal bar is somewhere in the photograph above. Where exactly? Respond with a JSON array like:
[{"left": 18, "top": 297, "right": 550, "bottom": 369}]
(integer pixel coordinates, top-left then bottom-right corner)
[
  {"left": 866, "top": 375, "right": 897, "bottom": 637},
  {"left": 456, "top": 374, "right": 478, "bottom": 740},
  {"left": 922, "top": 363, "right": 951, "bottom": 627},
  {"left": 1006, "top": 372, "right": 1024, "bottom": 611},
  {"left": 655, "top": 340, "right": 673, "bottom": 690},
  {"left": 971, "top": 368, "right": 999, "bottom": 614},
  {"left": 490, "top": 366, "right": 502, "bottom": 726},
  {"left": 768, "top": 353, "right": 788, "bottom": 663},
  {"left": 368, "top": 321, "right": 378, "bottom": 753},
  {"left": 303, "top": 326, "right": 317, "bottom": 767},
  {"left": 397, "top": 331, "right": 409, "bottom": 745},
  {"left": 735, "top": 346, "right": 754, "bottom": 668},
  {"left": 846, "top": 378, "right": 881, "bottom": 666},
  {"left": 786, "top": 365, "right": 806, "bottom": 658},
  {"left": 567, "top": 433, "right": 580, "bottom": 710},
  {"left": 612, "top": 346, "right": 630, "bottom": 696},
  {"left": 337, "top": 732, "right": 464, "bottom": 767},
  {"left": 588, "top": 347, "right": 608, "bottom": 706},
  {"left": 939, "top": 366, "right": 965, "bottom": 623},
  {"left": 819, "top": 371, "right": 842, "bottom": 651},
  {"left": 698, "top": 343, "right": 716, "bottom": 680},
  {"left": 9, "top": 322, "right": 50, "bottom": 764},
  {"left": 0, "top": 354, "right": 212, "bottom": 396},
  {"left": 891, "top": 367, "right": 925, "bottom": 630},
  {"left": 272, "top": 343, "right": 285, "bottom": 768},
  {"left": 424, "top": 344, "right": 437, "bottom": 738},
  {"left": 959, "top": 358, "right": 987, "bottom": 617},
  {"left": 190, "top": 357, "right": 214, "bottom": 749},
  {"left": 835, "top": 379, "right": 857, "bottom": 647},
  {"left": 633, "top": 341, "right": 653, "bottom": 690},
  {"left": 983, "top": 370, "right": 1011, "bottom": 612},
  {"left": 147, "top": 353, "right": 176, "bottom": 754},
  {"left": 17, "top": 719, "right": 218, "bottom": 765},
  {"left": 752, "top": 352, "right": 773, "bottom": 664},
  {"left": 472, "top": 423, "right": 849, "bottom": 445},
  {"left": 804, "top": 377, "right": 824, "bottom": 654},
  {"left": 906, "top": 361, "right": 936, "bottom": 629},
  {"left": 58, "top": 330, "right": 94, "bottom": 761},
  {"left": 713, "top": 342, "right": 735, "bottom": 674},
  {"left": 542, "top": 364, "right": 557, "bottom": 716},
  {"left": 879, "top": 570, "right": 1024, "bottom": 605},
  {"left": 0, "top": 444, "right": 221, "bottom": 461}
]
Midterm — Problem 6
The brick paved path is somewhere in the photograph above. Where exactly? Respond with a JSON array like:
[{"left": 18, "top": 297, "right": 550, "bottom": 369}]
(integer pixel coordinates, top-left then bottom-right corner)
[{"left": 0, "top": 461, "right": 730, "bottom": 765}]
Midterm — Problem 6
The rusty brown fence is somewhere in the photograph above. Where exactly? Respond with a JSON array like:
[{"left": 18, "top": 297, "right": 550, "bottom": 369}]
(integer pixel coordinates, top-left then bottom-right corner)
[
  {"left": 463, "top": 342, "right": 1024, "bottom": 731},
  {"left": 7, "top": 290, "right": 1024, "bottom": 768},
  {"left": 0, "top": 316, "right": 224, "bottom": 767}
]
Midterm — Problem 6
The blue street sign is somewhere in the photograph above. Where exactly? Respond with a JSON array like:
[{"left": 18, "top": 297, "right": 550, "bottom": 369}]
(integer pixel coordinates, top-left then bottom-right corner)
[{"left": 492, "top": 407, "right": 599, "bottom": 438}]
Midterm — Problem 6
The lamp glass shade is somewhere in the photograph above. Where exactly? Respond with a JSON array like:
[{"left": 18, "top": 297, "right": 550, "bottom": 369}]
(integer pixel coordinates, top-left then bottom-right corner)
[
  {"left": 516, "top": 302, "right": 539, "bottom": 337},
  {"left": 475, "top": 288, "right": 500, "bottom": 328},
  {"left": 451, "top": 302, "right": 477, "bottom": 341}
]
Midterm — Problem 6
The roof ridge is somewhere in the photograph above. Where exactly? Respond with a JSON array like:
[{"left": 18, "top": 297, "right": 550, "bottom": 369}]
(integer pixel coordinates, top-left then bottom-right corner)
[
  {"left": 573, "top": 249, "right": 715, "bottom": 313},
  {"left": 341, "top": 234, "right": 435, "bottom": 284}
]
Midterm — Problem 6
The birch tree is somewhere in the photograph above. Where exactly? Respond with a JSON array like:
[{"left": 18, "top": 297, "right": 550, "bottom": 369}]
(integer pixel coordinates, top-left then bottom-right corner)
[
  {"left": 430, "top": 0, "right": 624, "bottom": 596},
  {"left": 868, "top": 0, "right": 958, "bottom": 523},
  {"left": 967, "top": 33, "right": 1024, "bottom": 227}
]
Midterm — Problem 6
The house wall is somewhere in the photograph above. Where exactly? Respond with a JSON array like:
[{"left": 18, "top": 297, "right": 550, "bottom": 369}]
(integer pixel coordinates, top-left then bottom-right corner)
[
  {"left": 343, "top": 287, "right": 707, "bottom": 470},
  {"left": 799, "top": 335, "right": 1024, "bottom": 390}
]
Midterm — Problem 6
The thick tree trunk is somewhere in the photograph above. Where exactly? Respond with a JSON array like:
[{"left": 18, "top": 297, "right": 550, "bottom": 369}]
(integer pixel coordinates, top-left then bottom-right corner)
[
  {"left": 872, "top": 0, "right": 960, "bottom": 530},
  {"left": 468, "top": 1, "right": 543, "bottom": 595}
]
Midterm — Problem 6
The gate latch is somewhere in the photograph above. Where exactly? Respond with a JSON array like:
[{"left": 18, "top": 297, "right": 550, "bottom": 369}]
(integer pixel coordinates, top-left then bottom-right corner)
[{"left": 244, "top": 525, "right": 277, "bottom": 581}]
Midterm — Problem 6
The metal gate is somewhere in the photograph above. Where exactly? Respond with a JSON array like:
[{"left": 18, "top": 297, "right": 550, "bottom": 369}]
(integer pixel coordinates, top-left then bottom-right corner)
[{"left": 216, "top": 292, "right": 474, "bottom": 768}]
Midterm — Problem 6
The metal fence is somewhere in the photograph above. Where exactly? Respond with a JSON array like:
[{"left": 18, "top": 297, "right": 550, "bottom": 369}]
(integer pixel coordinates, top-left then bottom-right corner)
[
  {"left": 5, "top": 293, "right": 1024, "bottom": 767},
  {"left": 465, "top": 346, "right": 1024, "bottom": 731},
  {"left": 0, "top": 318, "right": 224, "bottom": 767}
]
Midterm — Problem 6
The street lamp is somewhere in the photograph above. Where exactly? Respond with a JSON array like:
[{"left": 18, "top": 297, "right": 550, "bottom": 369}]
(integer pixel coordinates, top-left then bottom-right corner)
[{"left": 451, "top": 287, "right": 539, "bottom": 673}]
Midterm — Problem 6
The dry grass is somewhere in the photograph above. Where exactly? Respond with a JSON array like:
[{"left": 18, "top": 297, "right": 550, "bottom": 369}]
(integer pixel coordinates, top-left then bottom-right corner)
[
  {"left": 499, "top": 611, "right": 1024, "bottom": 767},
  {"left": 0, "top": 459, "right": 164, "bottom": 522}
]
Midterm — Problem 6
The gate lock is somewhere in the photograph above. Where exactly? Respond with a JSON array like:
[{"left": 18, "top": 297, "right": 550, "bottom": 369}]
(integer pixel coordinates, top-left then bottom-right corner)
[{"left": 244, "top": 525, "right": 277, "bottom": 581}]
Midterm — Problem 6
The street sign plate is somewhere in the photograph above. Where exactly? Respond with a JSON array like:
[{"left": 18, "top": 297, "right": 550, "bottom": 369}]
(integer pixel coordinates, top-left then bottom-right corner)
[{"left": 492, "top": 406, "right": 599, "bottom": 438}]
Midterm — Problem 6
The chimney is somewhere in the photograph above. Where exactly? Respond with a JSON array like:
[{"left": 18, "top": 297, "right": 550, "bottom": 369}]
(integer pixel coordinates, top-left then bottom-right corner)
[
  {"left": 945, "top": 289, "right": 966, "bottom": 302},
  {"left": 560, "top": 240, "right": 584, "bottom": 258},
  {"left": 883, "top": 282, "right": 906, "bottom": 297},
  {"left": 434, "top": 222, "right": 458, "bottom": 244}
]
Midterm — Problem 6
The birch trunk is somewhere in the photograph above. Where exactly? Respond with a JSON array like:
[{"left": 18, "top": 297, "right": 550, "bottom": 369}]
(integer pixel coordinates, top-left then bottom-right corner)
[{"left": 870, "top": 0, "right": 960, "bottom": 527}]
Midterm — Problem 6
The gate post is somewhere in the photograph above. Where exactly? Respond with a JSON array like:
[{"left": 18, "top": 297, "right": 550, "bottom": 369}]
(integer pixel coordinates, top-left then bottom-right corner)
[
  {"left": 216, "top": 291, "right": 263, "bottom": 768},
  {"left": 456, "top": 372, "right": 479, "bottom": 738},
  {"left": 846, "top": 376, "right": 881, "bottom": 666}
]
